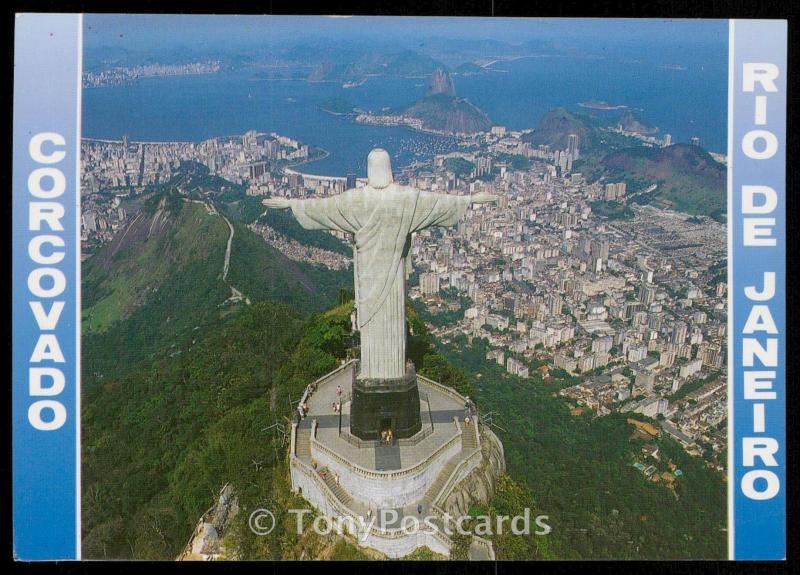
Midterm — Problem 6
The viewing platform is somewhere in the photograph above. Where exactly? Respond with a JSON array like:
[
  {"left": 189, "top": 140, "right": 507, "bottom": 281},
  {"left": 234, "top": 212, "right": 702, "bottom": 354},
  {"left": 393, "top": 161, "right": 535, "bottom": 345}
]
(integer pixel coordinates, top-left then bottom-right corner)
[{"left": 289, "top": 360, "right": 495, "bottom": 559}]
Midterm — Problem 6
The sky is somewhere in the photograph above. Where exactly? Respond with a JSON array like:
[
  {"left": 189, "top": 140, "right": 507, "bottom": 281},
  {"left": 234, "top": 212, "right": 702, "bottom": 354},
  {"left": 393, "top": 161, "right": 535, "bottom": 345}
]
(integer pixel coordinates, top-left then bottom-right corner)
[{"left": 83, "top": 15, "right": 728, "bottom": 54}]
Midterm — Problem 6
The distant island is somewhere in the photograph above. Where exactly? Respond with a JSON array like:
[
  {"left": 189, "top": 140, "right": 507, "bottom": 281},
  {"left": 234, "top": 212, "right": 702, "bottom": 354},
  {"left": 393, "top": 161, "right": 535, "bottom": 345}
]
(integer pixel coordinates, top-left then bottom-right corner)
[
  {"left": 356, "top": 68, "right": 492, "bottom": 135},
  {"left": 578, "top": 99, "right": 628, "bottom": 111},
  {"left": 318, "top": 98, "right": 360, "bottom": 116},
  {"left": 453, "top": 61, "right": 486, "bottom": 76}
]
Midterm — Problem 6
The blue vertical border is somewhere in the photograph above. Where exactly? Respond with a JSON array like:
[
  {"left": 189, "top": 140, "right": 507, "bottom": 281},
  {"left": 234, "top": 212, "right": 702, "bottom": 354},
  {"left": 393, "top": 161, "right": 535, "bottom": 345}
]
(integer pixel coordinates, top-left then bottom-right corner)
[
  {"left": 12, "top": 14, "right": 83, "bottom": 560},
  {"left": 730, "top": 19, "right": 787, "bottom": 560}
]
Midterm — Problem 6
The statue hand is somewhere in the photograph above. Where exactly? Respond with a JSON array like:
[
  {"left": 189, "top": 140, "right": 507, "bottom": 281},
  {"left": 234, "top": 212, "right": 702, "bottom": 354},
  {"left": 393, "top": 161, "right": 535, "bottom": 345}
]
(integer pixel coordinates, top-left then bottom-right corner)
[
  {"left": 262, "top": 197, "right": 291, "bottom": 209},
  {"left": 471, "top": 192, "right": 499, "bottom": 204}
]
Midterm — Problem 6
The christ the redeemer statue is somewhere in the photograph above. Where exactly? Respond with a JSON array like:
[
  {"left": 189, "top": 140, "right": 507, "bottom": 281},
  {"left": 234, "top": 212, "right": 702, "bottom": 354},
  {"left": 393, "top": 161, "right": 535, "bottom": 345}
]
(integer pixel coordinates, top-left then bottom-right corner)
[{"left": 264, "top": 148, "right": 496, "bottom": 439}]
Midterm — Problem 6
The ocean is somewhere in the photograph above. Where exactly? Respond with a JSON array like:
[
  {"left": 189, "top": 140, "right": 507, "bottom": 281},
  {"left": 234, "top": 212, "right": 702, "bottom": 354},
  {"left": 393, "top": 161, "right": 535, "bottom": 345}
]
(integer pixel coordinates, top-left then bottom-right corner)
[{"left": 82, "top": 51, "right": 728, "bottom": 177}]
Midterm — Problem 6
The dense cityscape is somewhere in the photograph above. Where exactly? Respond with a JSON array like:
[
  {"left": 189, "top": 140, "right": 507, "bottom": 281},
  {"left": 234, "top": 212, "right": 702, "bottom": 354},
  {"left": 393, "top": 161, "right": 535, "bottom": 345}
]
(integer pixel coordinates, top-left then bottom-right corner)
[
  {"left": 81, "top": 120, "right": 728, "bottom": 477},
  {"left": 82, "top": 60, "right": 223, "bottom": 88}
]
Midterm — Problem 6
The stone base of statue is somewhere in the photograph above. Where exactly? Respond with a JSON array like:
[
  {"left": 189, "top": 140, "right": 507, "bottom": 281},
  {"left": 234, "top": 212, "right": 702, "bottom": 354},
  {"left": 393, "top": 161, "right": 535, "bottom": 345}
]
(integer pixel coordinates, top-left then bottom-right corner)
[
  {"left": 350, "top": 363, "right": 421, "bottom": 440},
  {"left": 289, "top": 360, "right": 506, "bottom": 559}
]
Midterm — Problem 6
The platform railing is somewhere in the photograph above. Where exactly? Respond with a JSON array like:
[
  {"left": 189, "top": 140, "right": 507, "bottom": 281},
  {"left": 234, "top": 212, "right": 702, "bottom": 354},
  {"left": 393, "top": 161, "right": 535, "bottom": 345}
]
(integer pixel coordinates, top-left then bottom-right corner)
[
  {"left": 311, "top": 418, "right": 461, "bottom": 481},
  {"left": 339, "top": 422, "right": 435, "bottom": 448},
  {"left": 300, "top": 359, "right": 357, "bottom": 409},
  {"left": 417, "top": 373, "right": 469, "bottom": 404},
  {"left": 431, "top": 448, "right": 483, "bottom": 507}
]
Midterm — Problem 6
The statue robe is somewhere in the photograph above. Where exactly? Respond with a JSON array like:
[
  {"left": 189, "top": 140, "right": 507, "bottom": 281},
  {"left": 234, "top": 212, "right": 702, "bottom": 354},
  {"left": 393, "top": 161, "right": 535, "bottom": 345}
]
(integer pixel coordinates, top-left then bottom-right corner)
[{"left": 290, "top": 184, "right": 471, "bottom": 379}]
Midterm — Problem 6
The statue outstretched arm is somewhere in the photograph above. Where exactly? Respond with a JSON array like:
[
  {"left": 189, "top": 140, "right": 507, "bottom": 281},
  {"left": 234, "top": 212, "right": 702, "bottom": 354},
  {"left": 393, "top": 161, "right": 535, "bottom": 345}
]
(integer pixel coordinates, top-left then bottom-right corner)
[
  {"left": 262, "top": 197, "right": 292, "bottom": 209},
  {"left": 470, "top": 192, "right": 499, "bottom": 204},
  {"left": 410, "top": 189, "right": 497, "bottom": 233},
  {"left": 264, "top": 194, "right": 358, "bottom": 233}
]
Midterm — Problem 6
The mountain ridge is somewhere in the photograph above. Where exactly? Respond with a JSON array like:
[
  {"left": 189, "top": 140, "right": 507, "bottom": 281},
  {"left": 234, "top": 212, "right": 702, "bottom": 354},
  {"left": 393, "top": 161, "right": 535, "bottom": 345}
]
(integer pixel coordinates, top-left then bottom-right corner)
[
  {"left": 522, "top": 107, "right": 726, "bottom": 219},
  {"left": 601, "top": 143, "right": 726, "bottom": 219},
  {"left": 82, "top": 187, "right": 350, "bottom": 379},
  {"left": 396, "top": 68, "right": 492, "bottom": 135}
]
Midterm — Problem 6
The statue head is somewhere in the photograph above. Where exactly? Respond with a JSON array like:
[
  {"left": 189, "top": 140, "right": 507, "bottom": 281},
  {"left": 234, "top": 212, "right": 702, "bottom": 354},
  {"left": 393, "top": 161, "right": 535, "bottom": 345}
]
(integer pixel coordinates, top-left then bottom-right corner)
[{"left": 367, "top": 148, "right": 393, "bottom": 189}]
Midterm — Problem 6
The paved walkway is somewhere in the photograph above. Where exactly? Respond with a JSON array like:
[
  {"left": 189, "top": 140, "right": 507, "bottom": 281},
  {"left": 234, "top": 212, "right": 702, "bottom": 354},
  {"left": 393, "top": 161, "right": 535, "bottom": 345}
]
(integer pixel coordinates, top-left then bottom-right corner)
[
  {"left": 297, "top": 362, "right": 466, "bottom": 471},
  {"left": 293, "top": 361, "right": 486, "bottom": 548}
]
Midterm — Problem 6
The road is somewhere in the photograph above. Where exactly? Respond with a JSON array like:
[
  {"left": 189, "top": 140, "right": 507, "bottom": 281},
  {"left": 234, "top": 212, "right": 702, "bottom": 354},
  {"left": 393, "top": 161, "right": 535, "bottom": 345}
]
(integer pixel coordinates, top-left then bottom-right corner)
[{"left": 184, "top": 198, "right": 250, "bottom": 304}]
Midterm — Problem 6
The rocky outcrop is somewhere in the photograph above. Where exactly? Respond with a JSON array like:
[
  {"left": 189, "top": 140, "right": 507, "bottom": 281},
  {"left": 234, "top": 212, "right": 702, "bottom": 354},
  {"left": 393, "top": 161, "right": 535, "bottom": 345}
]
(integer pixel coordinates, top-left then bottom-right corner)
[
  {"left": 441, "top": 426, "right": 506, "bottom": 517},
  {"left": 397, "top": 68, "right": 491, "bottom": 135},
  {"left": 524, "top": 107, "right": 599, "bottom": 150},
  {"left": 617, "top": 110, "right": 659, "bottom": 136},
  {"left": 427, "top": 68, "right": 456, "bottom": 97},
  {"left": 178, "top": 484, "right": 240, "bottom": 561},
  {"left": 402, "top": 94, "right": 492, "bottom": 135}
]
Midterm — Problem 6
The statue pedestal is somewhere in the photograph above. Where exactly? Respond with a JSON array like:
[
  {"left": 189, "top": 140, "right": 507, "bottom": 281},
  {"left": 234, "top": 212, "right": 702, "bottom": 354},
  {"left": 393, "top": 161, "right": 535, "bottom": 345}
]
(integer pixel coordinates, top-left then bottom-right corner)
[{"left": 350, "top": 363, "right": 421, "bottom": 440}]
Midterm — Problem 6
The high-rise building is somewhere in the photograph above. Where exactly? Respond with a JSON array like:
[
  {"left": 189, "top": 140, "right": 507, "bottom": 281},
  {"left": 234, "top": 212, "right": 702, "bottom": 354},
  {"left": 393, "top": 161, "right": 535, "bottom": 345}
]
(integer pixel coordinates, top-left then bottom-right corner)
[
  {"left": 243, "top": 130, "right": 258, "bottom": 149},
  {"left": 590, "top": 238, "right": 610, "bottom": 263},
  {"left": 672, "top": 321, "right": 688, "bottom": 345},
  {"left": 567, "top": 133, "right": 579, "bottom": 158},
  {"left": 475, "top": 157, "right": 492, "bottom": 177},
  {"left": 700, "top": 344, "right": 723, "bottom": 368},
  {"left": 662, "top": 133, "right": 672, "bottom": 147},
  {"left": 679, "top": 358, "right": 703, "bottom": 379},
  {"left": 691, "top": 136, "right": 700, "bottom": 146},
  {"left": 592, "top": 335, "right": 614, "bottom": 354},
  {"left": 248, "top": 162, "right": 267, "bottom": 180},
  {"left": 640, "top": 283, "right": 657, "bottom": 306},
  {"left": 82, "top": 211, "right": 97, "bottom": 233},
  {"left": 627, "top": 344, "right": 649, "bottom": 363},
  {"left": 604, "top": 182, "right": 627, "bottom": 201},
  {"left": 547, "top": 294, "right": 563, "bottom": 316},
  {"left": 346, "top": 173, "right": 357, "bottom": 189},
  {"left": 659, "top": 349, "right": 677, "bottom": 368},
  {"left": 420, "top": 272, "right": 440, "bottom": 296},
  {"left": 503, "top": 294, "right": 517, "bottom": 315},
  {"left": 648, "top": 313, "right": 663, "bottom": 331}
]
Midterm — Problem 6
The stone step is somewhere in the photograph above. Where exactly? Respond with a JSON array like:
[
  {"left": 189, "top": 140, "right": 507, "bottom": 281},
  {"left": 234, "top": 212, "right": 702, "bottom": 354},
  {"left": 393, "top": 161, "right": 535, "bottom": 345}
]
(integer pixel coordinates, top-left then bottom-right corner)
[
  {"left": 461, "top": 423, "right": 478, "bottom": 450},
  {"left": 423, "top": 457, "right": 460, "bottom": 505},
  {"left": 321, "top": 468, "right": 353, "bottom": 506},
  {"left": 295, "top": 429, "right": 311, "bottom": 459},
  {"left": 468, "top": 538, "right": 492, "bottom": 560}
]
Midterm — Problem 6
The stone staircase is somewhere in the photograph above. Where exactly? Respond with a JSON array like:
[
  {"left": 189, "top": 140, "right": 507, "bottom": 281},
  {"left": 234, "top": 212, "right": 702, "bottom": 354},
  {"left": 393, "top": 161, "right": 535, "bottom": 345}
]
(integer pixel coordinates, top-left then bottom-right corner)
[
  {"left": 321, "top": 468, "right": 353, "bottom": 506},
  {"left": 461, "top": 422, "right": 478, "bottom": 450},
  {"left": 295, "top": 428, "right": 311, "bottom": 460},
  {"left": 469, "top": 538, "right": 493, "bottom": 560},
  {"left": 421, "top": 423, "right": 479, "bottom": 507},
  {"left": 423, "top": 457, "right": 460, "bottom": 505}
]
